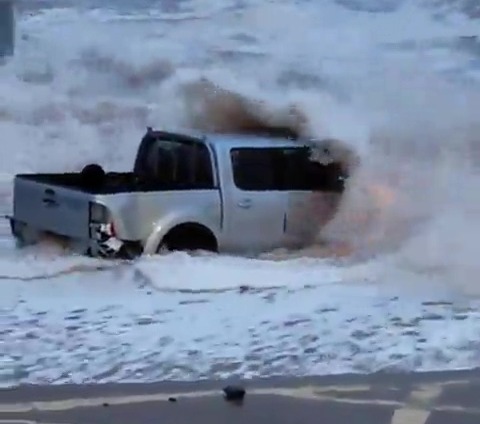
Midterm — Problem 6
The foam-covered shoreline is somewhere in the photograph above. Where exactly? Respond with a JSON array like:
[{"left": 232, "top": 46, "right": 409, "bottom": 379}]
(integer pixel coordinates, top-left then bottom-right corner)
[{"left": 2, "top": 0, "right": 480, "bottom": 389}]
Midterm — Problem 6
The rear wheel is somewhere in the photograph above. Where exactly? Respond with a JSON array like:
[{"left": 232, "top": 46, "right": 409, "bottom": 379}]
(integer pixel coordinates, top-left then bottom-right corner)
[{"left": 157, "top": 223, "right": 218, "bottom": 254}]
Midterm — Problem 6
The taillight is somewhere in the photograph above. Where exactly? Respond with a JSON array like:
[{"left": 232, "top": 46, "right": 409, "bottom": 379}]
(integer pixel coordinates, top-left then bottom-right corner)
[
  {"left": 109, "top": 221, "right": 116, "bottom": 237},
  {"left": 89, "top": 202, "right": 117, "bottom": 240}
]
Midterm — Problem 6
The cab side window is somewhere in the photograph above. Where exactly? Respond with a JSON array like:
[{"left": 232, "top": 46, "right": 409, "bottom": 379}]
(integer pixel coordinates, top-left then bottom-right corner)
[
  {"left": 306, "top": 160, "right": 346, "bottom": 192},
  {"left": 230, "top": 146, "right": 345, "bottom": 192},
  {"left": 230, "top": 148, "right": 280, "bottom": 191},
  {"left": 280, "top": 148, "right": 311, "bottom": 190}
]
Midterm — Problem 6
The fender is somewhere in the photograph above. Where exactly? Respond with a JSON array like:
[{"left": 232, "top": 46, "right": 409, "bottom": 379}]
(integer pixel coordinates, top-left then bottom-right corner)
[{"left": 143, "top": 212, "right": 219, "bottom": 255}]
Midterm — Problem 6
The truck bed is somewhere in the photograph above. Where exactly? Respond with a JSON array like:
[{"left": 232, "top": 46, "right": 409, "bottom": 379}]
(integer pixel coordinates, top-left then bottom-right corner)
[
  {"left": 18, "top": 172, "right": 142, "bottom": 195},
  {"left": 16, "top": 172, "right": 215, "bottom": 195}
]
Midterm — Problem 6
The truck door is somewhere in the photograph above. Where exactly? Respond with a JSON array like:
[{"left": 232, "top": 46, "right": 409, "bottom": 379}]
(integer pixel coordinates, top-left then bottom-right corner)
[
  {"left": 282, "top": 149, "right": 346, "bottom": 248},
  {"left": 223, "top": 147, "right": 287, "bottom": 254},
  {"left": 281, "top": 148, "right": 318, "bottom": 247}
]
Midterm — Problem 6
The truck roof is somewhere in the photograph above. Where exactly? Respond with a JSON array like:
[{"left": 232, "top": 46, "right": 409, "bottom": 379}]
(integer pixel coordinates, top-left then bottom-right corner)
[
  {"left": 145, "top": 128, "right": 309, "bottom": 149},
  {"left": 206, "top": 133, "right": 308, "bottom": 149}
]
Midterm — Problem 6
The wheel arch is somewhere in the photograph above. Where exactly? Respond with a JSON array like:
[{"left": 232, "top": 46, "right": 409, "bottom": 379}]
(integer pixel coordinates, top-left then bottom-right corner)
[
  {"left": 143, "top": 217, "right": 219, "bottom": 254},
  {"left": 160, "top": 222, "right": 218, "bottom": 253}
]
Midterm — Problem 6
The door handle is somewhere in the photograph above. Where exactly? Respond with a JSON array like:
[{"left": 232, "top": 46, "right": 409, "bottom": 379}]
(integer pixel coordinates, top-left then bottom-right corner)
[
  {"left": 237, "top": 199, "right": 252, "bottom": 209},
  {"left": 42, "top": 197, "right": 58, "bottom": 207},
  {"left": 42, "top": 188, "right": 58, "bottom": 207}
]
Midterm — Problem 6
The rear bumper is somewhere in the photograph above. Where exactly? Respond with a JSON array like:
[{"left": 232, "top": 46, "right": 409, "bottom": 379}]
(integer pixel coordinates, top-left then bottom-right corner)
[
  {"left": 8, "top": 216, "right": 143, "bottom": 260},
  {"left": 88, "top": 222, "right": 143, "bottom": 259}
]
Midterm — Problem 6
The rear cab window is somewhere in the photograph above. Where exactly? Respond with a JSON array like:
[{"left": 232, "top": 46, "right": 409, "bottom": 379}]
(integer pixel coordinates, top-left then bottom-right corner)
[{"left": 138, "top": 133, "right": 215, "bottom": 189}]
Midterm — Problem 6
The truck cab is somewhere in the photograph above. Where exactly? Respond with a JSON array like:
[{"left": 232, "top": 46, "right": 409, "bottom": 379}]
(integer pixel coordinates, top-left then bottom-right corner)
[
  {"left": 9, "top": 128, "right": 348, "bottom": 259},
  {"left": 210, "top": 135, "right": 346, "bottom": 254}
]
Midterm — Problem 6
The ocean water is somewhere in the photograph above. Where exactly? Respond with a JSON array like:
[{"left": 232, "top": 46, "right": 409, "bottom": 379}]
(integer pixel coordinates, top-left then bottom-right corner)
[{"left": 1, "top": 0, "right": 480, "bottom": 387}]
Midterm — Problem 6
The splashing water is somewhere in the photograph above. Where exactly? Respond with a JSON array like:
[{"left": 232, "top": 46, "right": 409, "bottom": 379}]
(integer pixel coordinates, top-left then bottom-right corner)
[{"left": 7, "top": 2, "right": 478, "bottom": 286}]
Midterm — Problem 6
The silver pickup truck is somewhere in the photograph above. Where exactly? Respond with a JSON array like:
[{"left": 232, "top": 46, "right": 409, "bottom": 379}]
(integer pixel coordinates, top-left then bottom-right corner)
[{"left": 8, "top": 128, "right": 349, "bottom": 259}]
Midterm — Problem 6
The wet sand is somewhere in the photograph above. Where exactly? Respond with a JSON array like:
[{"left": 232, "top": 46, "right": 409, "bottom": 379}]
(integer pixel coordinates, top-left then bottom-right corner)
[{"left": 2, "top": 369, "right": 480, "bottom": 424}]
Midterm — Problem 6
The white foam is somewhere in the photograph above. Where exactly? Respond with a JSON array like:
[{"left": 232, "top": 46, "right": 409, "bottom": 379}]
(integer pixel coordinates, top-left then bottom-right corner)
[
  {"left": 135, "top": 252, "right": 346, "bottom": 291},
  {"left": 1, "top": 261, "right": 478, "bottom": 386}
]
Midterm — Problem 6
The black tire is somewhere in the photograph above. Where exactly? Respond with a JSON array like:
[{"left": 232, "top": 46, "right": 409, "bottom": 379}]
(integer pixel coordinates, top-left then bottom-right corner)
[{"left": 157, "top": 223, "right": 218, "bottom": 254}]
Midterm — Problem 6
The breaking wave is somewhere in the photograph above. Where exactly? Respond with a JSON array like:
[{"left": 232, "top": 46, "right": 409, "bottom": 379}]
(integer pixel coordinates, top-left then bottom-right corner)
[{"left": 1, "top": 0, "right": 480, "bottom": 295}]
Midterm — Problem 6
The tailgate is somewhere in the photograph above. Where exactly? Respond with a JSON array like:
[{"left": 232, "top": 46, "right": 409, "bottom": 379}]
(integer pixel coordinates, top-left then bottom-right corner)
[{"left": 13, "top": 176, "right": 92, "bottom": 239}]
